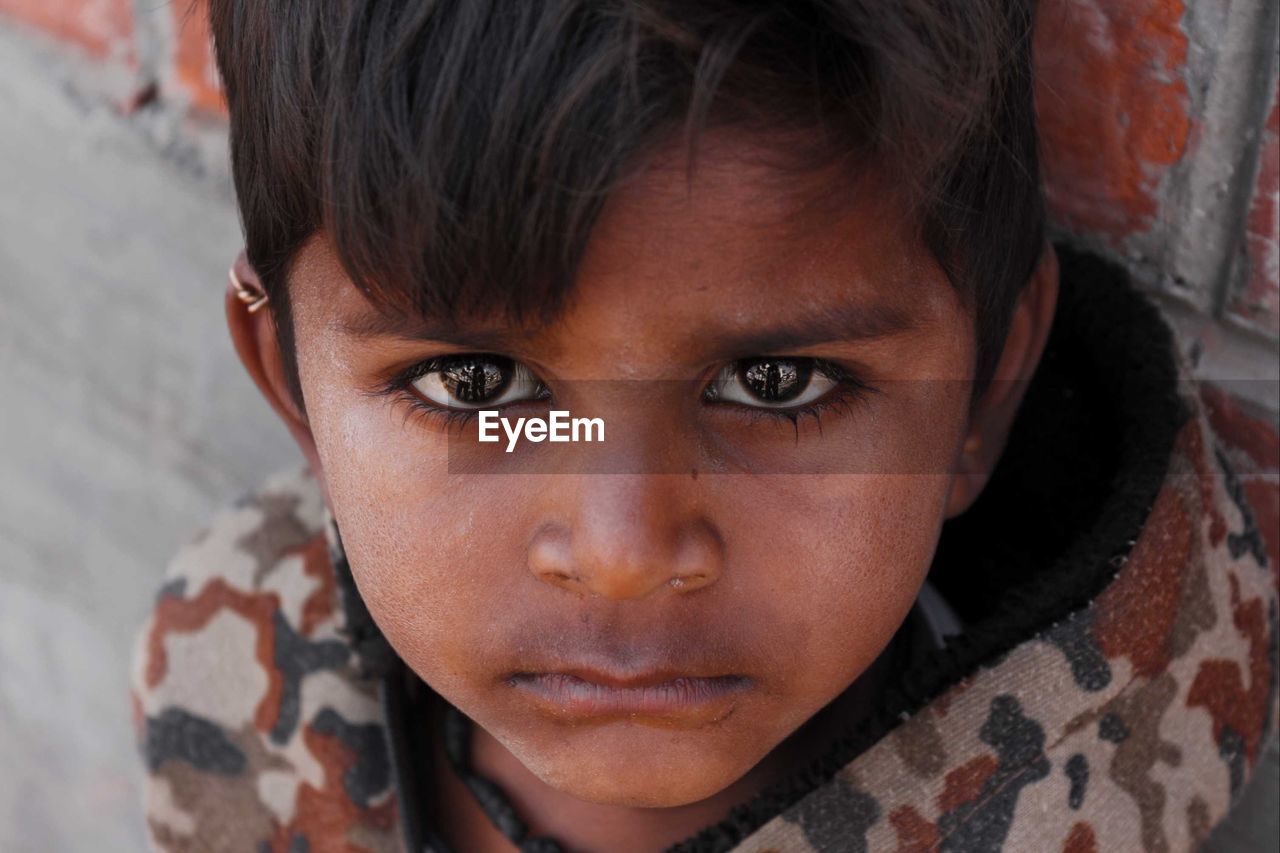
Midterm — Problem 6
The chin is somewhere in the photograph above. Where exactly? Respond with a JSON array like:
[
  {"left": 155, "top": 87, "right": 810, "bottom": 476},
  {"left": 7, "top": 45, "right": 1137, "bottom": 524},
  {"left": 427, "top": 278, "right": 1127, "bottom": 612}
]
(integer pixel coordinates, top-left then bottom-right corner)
[{"left": 502, "top": 721, "right": 765, "bottom": 808}]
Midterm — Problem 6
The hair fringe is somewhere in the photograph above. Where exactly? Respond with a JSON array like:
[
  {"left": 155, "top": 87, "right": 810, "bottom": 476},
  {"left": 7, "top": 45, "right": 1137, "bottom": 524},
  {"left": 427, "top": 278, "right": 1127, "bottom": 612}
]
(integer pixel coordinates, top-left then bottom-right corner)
[{"left": 208, "top": 0, "right": 1044, "bottom": 406}]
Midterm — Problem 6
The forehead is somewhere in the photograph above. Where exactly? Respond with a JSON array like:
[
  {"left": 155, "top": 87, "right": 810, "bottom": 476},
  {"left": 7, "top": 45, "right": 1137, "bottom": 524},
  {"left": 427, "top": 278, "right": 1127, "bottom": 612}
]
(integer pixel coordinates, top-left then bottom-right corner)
[
  {"left": 577, "top": 131, "right": 932, "bottom": 303},
  {"left": 289, "top": 130, "right": 957, "bottom": 356}
]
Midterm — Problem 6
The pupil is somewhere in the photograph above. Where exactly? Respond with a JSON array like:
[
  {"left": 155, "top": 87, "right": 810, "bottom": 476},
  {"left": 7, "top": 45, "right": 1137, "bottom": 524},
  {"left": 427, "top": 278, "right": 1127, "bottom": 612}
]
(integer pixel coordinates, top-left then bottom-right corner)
[
  {"left": 443, "top": 357, "right": 509, "bottom": 403},
  {"left": 742, "top": 359, "right": 810, "bottom": 402}
]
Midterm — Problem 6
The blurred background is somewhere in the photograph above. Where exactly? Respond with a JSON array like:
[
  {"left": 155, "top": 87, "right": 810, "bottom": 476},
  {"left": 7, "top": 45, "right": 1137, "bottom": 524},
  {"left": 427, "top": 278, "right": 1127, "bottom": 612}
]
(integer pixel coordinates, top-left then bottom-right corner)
[{"left": 0, "top": 0, "right": 1277, "bottom": 850}]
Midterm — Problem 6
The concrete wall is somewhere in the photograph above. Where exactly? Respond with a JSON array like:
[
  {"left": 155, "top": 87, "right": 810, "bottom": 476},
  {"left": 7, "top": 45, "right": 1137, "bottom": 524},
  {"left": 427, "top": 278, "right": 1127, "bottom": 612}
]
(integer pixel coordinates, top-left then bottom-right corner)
[{"left": 0, "top": 21, "right": 299, "bottom": 850}]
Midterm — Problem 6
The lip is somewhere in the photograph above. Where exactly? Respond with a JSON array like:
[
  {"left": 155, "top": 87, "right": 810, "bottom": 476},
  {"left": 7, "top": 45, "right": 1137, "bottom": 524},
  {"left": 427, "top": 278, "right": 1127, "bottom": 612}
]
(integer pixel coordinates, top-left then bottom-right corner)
[{"left": 508, "top": 669, "right": 753, "bottom": 725}]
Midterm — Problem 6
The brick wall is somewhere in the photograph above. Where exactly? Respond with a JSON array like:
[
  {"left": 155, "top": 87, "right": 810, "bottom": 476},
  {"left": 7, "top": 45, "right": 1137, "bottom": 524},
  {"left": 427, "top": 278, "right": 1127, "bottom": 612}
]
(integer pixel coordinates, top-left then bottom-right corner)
[
  {"left": 1241, "top": 90, "right": 1280, "bottom": 329},
  {"left": 0, "top": 0, "right": 131, "bottom": 60},
  {"left": 1035, "top": 0, "right": 1280, "bottom": 342},
  {"left": 168, "top": 1, "right": 219, "bottom": 116}
]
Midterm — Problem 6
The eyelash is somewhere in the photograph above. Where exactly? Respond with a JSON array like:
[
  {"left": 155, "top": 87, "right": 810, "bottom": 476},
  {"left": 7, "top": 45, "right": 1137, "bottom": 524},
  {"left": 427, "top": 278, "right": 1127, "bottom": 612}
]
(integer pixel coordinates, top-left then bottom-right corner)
[
  {"left": 371, "top": 357, "right": 512, "bottom": 433},
  {"left": 713, "top": 361, "right": 877, "bottom": 439},
  {"left": 370, "top": 355, "right": 878, "bottom": 434}
]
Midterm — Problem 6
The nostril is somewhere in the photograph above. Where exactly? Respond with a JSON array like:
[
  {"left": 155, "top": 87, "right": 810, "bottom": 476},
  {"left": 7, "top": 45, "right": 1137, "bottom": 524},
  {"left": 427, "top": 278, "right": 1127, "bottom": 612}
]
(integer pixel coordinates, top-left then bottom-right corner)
[
  {"left": 535, "top": 566, "right": 579, "bottom": 587},
  {"left": 528, "top": 523, "right": 576, "bottom": 587},
  {"left": 529, "top": 516, "right": 723, "bottom": 599},
  {"left": 669, "top": 572, "right": 710, "bottom": 592}
]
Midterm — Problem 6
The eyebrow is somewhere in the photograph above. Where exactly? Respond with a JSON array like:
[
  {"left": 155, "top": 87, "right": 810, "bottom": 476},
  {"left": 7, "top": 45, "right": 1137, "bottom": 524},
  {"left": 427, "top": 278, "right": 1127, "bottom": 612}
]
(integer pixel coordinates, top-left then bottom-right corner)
[
  {"left": 704, "top": 299, "right": 920, "bottom": 355},
  {"left": 337, "top": 296, "right": 918, "bottom": 353},
  {"left": 336, "top": 311, "right": 523, "bottom": 350}
]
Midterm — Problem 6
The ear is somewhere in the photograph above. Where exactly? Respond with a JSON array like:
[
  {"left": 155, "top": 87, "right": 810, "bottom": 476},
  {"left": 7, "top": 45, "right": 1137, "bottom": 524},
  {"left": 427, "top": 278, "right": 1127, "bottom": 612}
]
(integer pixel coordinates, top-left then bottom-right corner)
[
  {"left": 225, "top": 251, "right": 327, "bottom": 490},
  {"left": 944, "top": 244, "right": 1059, "bottom": 518}
]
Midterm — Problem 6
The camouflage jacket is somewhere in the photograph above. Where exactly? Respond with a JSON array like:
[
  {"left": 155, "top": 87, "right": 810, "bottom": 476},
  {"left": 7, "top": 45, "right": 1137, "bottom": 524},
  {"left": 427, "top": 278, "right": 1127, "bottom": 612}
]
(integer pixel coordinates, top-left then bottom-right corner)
[{"left": 133, "top": 252, "right": 1278, "bottom": 852}]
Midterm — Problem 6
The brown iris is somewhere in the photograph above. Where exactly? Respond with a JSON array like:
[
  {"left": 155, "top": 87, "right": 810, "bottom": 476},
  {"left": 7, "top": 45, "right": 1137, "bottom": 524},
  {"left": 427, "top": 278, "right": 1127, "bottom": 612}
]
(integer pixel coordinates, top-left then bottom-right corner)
[
  {"left": 440, "top": 356, "right": 512, "bottom": 404},
  {"left": 740, "top": 359, "right": 811, "bottom": 403}
]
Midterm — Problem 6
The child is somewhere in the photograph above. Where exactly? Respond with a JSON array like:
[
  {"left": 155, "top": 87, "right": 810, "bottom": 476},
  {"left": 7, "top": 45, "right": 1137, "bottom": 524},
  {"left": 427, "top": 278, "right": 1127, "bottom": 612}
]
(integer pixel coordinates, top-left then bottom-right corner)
[{"left": 133, "top": 1, "right": 1277, "bottom": 850}]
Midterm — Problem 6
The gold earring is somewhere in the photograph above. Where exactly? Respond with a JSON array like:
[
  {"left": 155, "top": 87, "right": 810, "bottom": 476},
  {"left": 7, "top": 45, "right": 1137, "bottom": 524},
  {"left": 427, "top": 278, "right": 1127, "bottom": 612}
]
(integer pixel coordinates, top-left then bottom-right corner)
[{"left": 229, "top": 266, "right": 269, "bottom": 313}]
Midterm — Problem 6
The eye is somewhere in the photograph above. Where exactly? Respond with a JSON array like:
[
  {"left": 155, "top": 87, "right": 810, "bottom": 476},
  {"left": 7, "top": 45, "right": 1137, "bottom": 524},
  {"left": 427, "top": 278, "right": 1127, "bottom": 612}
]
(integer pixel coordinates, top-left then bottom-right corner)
[
  {"left": 410, "top": 354, "right": 547, "bottom": 409},
  {"left": 704, "top": 357, "right": 840, "bottom": 409}
]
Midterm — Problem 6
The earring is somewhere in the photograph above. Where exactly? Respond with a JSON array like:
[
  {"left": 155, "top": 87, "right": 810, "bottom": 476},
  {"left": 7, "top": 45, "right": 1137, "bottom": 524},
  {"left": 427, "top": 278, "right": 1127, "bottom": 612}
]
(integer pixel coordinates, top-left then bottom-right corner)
[{"left": 229, "top": 266, "right": 269, "bottom": 313}]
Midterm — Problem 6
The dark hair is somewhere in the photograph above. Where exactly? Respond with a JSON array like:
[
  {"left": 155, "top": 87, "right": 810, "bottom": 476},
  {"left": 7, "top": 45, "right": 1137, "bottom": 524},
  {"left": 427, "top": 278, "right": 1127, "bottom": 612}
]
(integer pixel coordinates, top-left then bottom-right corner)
[{"left": 209, "top": 0, "right": 1044, "bottom": 407}]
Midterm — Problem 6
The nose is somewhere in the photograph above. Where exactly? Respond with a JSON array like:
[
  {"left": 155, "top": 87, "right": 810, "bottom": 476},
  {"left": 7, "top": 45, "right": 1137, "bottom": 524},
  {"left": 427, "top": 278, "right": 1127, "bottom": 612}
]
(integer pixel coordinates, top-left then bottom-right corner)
[{"left": 527, "top": 475, "right": 724, "bottom": 600}]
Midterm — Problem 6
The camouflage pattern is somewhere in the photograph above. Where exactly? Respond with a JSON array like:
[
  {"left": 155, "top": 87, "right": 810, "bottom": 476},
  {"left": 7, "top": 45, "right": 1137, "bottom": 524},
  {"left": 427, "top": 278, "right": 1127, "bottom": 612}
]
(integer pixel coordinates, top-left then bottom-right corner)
[
  {"left": 131, "top": 469, "right": 401, "bottom": 852},
  {"left": 132, "top": 385, "right": 1278, "bottom": 852}
]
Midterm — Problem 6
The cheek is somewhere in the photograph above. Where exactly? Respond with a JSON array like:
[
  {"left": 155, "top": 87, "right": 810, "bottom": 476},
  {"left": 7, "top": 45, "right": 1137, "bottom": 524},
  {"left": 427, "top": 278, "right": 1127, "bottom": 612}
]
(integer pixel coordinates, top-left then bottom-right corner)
[
  {"left": 723, "top": 469, "right": 953, "bottom": 708},
  {"left": 305, "top": 392, "right": 531, "bottom": 691},
  {"left": 721, "top": 380, "right": 970, "bottom": 712}
]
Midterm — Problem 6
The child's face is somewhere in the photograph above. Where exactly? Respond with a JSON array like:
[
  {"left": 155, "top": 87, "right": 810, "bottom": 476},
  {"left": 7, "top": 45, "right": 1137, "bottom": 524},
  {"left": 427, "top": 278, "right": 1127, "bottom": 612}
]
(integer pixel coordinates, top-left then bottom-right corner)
[{"left": 280, "top": 134, "right": 982, "bottom": 807}]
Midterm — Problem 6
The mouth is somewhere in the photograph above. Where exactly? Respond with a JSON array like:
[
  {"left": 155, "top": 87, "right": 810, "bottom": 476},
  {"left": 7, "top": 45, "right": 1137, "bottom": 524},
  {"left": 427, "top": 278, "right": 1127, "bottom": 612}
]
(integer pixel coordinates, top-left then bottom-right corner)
[{"left": 507, "top": 669, "right": 753, "bottom": 725}]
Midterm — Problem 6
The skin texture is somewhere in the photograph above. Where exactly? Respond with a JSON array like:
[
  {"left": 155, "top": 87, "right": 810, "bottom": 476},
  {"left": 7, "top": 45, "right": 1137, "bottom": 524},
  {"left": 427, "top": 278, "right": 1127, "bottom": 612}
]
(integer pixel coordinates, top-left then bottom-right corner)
[{"left": 228, "top": 132, "right": 1059, "bottom": 851}]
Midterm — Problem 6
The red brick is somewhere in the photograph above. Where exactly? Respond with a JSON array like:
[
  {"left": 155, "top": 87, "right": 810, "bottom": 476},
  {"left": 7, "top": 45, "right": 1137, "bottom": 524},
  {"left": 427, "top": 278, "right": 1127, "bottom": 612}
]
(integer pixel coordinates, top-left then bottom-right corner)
[
  {"left": 170, "top": 0, "right": 225, "bottom": 116},
  {"left": 1231, "top": 88, "right": 1280, "bottom": 335},
  {"left": 1034, "top": 0, "right": 1192, "bottom": 243},
  {"left": 0, "top": 0, "right": 132, "bottom": 60}
]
